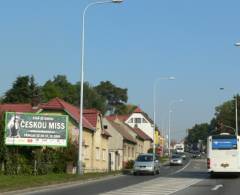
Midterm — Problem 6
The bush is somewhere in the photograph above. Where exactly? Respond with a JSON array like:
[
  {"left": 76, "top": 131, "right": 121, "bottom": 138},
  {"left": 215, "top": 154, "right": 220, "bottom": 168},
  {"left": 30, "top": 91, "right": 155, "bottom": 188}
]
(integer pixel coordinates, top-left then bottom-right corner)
[{"left": 125, "top": 160, "right": 134, "bottom": 169}]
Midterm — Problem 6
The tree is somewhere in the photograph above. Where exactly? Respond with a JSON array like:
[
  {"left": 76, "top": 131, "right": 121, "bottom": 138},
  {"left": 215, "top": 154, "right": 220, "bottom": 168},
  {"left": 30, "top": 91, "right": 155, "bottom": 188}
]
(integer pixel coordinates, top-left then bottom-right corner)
[
  {"left": 2, "top": 75, "right": 41, "bottom": 104},
  {"left": 76, "top": 82, "right": 107, "bottom": 114},
  {"left": 213, "top": 95, "right": 240, "bottom": 134},
  {"left": 114, "top": 104, "right": 137, "bottom": 115},
  {"left": 186, "top": 123, "right": 210, "bottom": 145},
  {"left": 41, "top": 75, "right": 78, "bottom": 105},
  {"left": 95, "top": 81, "right": 128, "bottom": 114}
]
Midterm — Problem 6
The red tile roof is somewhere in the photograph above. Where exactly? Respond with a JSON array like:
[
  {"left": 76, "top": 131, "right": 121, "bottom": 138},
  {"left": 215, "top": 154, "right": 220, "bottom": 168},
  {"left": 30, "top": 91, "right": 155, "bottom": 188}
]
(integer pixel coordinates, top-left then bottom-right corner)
[
  {"left": 83, "top": 109, "right": 100, "bottom": 128},
  {"left": 133, "top": 107, "right": 143, "bottom": 113},
  {"left": 131, "top": 127, "right": 153, "bottom": 141},
  {"left": 0, "top": 103, "right": 34, "bottom": 119},
  {"left": 40, "top": 97, "right": 95, "bottom": 131},
  {"left": 83, "top": 109, "right": 110, "bottom": 137},
  {"left": 106, "top": 114, "right": 130, "bottom": 122},
  {"left": 108, "top": 120, "right": 136, "bottom": 144}
]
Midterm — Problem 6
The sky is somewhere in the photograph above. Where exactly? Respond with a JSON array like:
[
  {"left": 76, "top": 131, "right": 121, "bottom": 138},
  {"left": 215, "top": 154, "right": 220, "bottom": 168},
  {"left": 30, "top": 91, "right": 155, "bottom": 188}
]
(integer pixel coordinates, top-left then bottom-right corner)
[{"left": 0, "top": 0, "right": 240, "bottom": 141}]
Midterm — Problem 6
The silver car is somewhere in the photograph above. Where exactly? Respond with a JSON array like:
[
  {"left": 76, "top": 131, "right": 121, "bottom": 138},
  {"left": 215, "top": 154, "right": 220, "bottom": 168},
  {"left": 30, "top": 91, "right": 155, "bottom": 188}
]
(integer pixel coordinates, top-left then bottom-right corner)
[
  {"left": 170, "top": 154, "right": 183, "bottom": 165},
  {"left": 133, "top": 153, "right": 160, "bottom": 175}
]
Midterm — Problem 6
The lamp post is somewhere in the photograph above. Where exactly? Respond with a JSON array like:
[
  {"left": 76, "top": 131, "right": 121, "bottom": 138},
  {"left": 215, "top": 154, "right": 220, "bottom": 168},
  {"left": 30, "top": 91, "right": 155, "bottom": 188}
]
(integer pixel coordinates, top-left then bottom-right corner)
[
  {"left": 235, "top": 42, "right": 240, "bottom": 47},
  {"left": 168, "top": 99, "right": 183, "bottom": 157},
  {"left": 234, "top": 42, "right": 240, "bottom": 135},
  {"left": 78, "top": 0, "right": 123, "bottom": 175},
  {"left": 153, "top": 77, "right": 175, "bottom": 156}
]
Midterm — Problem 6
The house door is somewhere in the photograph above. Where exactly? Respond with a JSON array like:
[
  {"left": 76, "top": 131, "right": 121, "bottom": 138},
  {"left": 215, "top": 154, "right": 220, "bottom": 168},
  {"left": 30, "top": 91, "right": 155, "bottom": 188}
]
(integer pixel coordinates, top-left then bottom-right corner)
[{"left": 108, "top": 153, "right": 111, "bottom": 172}]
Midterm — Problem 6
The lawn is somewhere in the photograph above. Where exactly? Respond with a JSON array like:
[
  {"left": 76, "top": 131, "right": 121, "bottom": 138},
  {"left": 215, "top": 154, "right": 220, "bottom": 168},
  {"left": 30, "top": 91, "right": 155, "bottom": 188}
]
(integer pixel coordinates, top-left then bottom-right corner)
[{"left": 0, "top": 171, "right": 121, "bottom": 192}]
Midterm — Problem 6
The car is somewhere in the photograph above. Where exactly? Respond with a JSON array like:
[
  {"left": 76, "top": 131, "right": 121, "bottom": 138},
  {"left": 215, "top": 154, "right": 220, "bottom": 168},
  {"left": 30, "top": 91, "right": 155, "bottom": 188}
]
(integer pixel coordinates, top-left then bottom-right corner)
[
  {"left": 191, "top": 151, "right": 201, "bottom": 159},
  {"left": 180, "top": 153, "right": 187, "bottom": 160},
  {"left": 170, "top": 154, "right": 183, "bottom": 165},
  {"left": 133, "top": 153, "right": 160, "bottom": 175}
]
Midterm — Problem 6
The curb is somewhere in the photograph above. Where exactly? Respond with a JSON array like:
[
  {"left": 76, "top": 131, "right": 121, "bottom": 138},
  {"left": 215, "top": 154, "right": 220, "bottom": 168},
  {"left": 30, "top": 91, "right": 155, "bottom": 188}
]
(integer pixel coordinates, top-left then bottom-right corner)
[{"left": 1, "top": 173, "right": 124, "bottom": 195}]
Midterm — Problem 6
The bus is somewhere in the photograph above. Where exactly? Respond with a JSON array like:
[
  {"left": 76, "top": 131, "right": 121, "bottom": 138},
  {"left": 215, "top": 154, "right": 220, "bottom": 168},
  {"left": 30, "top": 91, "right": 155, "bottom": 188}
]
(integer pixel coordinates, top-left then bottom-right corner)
[
  {"left": 174, "top": 143, "right": 184, "bottom": 153},
  {"left": 207, "top": 133, "right": 240, "bottom": 175}
]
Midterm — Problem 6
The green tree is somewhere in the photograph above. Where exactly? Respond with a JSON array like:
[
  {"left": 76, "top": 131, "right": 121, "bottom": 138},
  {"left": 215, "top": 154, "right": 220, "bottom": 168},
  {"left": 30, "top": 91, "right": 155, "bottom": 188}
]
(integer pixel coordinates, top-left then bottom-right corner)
[
  {"left": 186, "top": 123, "right": 210, "bottom": 145},
  {"left": 114, "top": 104, "right": 137, "bottom": 115},
  {"left": 76, "top": 82, "right": 107, "bottom": 114},
  {"left": 42, "top": 75, "right": 78, "bottom": 104},
  {"left": 95, "top": 81, "right": 128, "bottom": 114},
  {"left": 213, "top": 97, "right": 239, "bottom": 134},
  {"left": 42, "top": 75, "right": 108, "bottom": 113},
  {"left": 2, "top": 75, "right": 41, "bottom": 103}
]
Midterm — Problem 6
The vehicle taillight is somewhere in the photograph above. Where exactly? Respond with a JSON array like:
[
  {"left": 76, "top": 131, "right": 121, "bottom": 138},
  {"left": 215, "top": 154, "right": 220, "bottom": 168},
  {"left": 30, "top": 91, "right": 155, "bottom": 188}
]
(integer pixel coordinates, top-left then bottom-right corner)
[{"left": 207, "top": 158, "right": 210, "bottom": 169}]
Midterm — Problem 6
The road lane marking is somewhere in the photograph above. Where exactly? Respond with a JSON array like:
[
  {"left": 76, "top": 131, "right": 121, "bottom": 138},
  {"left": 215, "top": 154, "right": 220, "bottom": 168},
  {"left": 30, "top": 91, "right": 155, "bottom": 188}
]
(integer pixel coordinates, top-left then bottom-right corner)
[
  {"left": 100, "top": 177, "right": 202, "bottom": 195},
  {"left": 170, "top": 160, "right": 192, "bottom": 175},
  {"left": 211, "top": 184, "right": 223, "bottom": 191}
]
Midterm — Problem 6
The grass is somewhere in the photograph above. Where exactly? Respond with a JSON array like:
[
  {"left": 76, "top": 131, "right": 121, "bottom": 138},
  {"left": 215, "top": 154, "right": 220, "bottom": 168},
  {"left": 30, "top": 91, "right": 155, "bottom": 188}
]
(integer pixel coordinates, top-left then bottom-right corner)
[
  {"left": 160, "top": 156, "right": 169, "bottom": 164},
  {"left": 0, "top": 171, "right": 121, "bottom": 192}
]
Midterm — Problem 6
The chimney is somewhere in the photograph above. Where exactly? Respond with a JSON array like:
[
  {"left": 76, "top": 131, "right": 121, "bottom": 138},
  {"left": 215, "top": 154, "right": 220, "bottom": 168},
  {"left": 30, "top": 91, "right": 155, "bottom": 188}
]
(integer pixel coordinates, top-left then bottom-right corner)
[{"left": 31, "top": 95, "right": 40, "bottom": 109}]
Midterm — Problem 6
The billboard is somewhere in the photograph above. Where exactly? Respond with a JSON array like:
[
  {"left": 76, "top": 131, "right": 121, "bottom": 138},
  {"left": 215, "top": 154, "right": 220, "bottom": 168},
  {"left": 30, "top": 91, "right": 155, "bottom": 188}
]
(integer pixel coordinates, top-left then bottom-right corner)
[{"left": 5, "top": 112, "right": 68, "bottom": 147}]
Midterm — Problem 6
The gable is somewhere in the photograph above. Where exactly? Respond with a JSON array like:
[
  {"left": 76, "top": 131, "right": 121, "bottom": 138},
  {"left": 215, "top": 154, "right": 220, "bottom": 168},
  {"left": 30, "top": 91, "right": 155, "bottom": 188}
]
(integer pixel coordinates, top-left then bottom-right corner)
[{"left": 125, "top": 113, "right": 153, "bottom": 126}]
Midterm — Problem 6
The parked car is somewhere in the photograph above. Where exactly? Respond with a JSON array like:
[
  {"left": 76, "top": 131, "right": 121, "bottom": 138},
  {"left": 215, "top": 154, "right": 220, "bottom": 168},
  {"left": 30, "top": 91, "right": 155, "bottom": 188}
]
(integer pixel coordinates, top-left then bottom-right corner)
[
  {"left": 133, "top": 153, "right": 160, "bottom": 175},
  {"left": 170, "top": 154, "right": 183, "bottom": 165}
]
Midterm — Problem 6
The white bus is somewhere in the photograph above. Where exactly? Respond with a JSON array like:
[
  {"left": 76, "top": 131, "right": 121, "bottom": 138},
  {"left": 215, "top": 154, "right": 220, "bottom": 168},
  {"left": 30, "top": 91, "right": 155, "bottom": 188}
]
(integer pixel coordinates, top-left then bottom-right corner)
[
  {"left": 207, "top": 133, "right": 240, "bottom": 175},
  {"left": 174, "top": 143, "right": 184, "bottom": 153}
]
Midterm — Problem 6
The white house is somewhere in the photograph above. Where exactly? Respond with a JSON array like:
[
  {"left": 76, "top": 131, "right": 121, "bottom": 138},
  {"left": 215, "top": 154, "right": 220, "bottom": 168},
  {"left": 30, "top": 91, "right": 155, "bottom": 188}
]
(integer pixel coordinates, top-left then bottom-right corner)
[{"left": 125, "top": 107, "right": 154, "bottom": 140}]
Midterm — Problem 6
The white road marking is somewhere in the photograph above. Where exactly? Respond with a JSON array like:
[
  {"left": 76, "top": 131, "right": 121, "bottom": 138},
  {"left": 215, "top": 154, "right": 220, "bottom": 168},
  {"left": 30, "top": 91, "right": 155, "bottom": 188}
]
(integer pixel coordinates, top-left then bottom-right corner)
[
  {"left": 170, "top": 160, "right": 192, "bottom": 175},
  {"left": 211, "top": 184, "right": 223, "bottom": 191},
  {"left": 100, "top": 177, "right": 202, "bottom": 195}
]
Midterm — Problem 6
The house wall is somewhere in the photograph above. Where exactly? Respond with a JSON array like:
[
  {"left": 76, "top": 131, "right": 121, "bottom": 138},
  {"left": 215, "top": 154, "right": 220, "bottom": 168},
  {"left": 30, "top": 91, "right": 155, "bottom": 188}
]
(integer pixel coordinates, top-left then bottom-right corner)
[
  {"left": 135, "top": 138, "right": 144, "bottom": 157},
  {"left": 125, "top": 113, "right": 154, "bottom": 140},
  {"left": 92, "top": 115, "right": 109, "bottom": 171},
  {"left": 123, "top": 142, "right": 136, "bottom": 165},
  {"left": 143, "top": 140, "right": 152, "bottom": 154},
  {"left": 103, "top": 118, "right": 123, "bottom": 171},
  {"left": 38, "top": 110, "right": 95, "bottom": 172}
]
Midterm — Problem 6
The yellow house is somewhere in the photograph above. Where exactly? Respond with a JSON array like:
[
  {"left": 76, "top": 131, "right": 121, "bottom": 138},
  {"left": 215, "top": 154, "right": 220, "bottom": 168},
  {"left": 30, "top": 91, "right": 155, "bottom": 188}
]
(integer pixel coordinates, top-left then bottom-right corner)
[
  {"left": 83, "top": 109, "right": 110, "bottom": 172},
  {"left": 39, "top": 98, "right": 110, "bottom": 172}
]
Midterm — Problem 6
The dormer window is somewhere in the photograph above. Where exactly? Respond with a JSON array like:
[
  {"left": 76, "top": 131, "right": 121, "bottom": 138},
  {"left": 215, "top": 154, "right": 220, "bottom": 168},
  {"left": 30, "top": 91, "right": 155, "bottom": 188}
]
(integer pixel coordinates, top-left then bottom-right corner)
[{"left": 134, "top": 118, "right": 141, "bottom": 124}]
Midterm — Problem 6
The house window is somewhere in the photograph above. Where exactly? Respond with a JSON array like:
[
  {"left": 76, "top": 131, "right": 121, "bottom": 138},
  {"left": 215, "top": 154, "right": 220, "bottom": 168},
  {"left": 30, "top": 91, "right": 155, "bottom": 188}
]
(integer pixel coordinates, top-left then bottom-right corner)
[
  {"left": 142, "top": 118, "right": 147, "bottom": 123},
  {"left": 132, "top": 147, "right": 134, "bottom": 158},
  {"left": 96, "top": 147, "right": 100, "bottom": 160},
  {"left": 124, "top": 145, "right": 127, "bottom": 157},
  {"left": 128, "top": 147, "right": 131, "bottom": 157},
  {"left": 102, "top": 149, "right": 106, "bottom": 161},
  {"left": 134, "top": 118, "right": 141, "bottom": 124},
  {"left": 83, "top": 146, "right": 89, "bottom": 160}
]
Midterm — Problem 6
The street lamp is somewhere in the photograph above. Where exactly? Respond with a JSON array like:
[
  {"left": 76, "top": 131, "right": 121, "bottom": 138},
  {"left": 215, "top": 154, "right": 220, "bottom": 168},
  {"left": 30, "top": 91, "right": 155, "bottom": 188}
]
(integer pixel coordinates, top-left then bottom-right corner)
[
  {"left": 234, "top": 42, "right": 240, "bottom": 47},
  {"left": 219, "top": 88, "right": 238, "bottom": 136},
  {"left": 153, "top": 76, "right": 175, "bottom": 156},
  {"left": 79, "top": 0, "right": 123, "bottom": 175},
  {"left": 168, "top": 99, "right": 183, "bottom": 157}
]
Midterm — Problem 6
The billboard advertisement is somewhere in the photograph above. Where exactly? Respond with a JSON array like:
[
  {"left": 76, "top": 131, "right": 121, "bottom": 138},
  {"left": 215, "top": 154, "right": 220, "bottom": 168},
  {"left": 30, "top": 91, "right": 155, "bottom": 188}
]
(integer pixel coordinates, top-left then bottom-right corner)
[{"left": 5, "top": 112, "right": 68, "bottom": 147}]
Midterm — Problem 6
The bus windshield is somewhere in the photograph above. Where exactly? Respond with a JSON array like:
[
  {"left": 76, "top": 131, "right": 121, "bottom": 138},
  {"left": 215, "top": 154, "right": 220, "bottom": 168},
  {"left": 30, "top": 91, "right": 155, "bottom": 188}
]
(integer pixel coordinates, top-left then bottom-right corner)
[{"left": 212, "top": 135, "right": 237, "bottom": 150}]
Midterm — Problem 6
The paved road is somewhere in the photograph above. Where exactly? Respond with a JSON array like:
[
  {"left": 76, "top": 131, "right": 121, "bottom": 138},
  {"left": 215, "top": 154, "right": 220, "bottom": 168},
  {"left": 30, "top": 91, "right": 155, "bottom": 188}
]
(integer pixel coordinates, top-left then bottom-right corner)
[
  {"left": 173, "top": 160, "right": 240, "bottom": 195},
  {"left": 22, "top": 158, "right": 191, "bottom": 195},
  {"left": 20, "top": 156, "right": 240, "bottom": 195}
]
